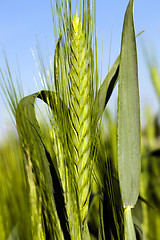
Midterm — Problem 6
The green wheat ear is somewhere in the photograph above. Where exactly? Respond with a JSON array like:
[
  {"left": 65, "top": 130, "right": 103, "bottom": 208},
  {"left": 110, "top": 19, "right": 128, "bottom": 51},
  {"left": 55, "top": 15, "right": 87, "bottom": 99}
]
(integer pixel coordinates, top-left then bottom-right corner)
[{"left": 69, "top": 11, "right": 92, "bottom": 222}]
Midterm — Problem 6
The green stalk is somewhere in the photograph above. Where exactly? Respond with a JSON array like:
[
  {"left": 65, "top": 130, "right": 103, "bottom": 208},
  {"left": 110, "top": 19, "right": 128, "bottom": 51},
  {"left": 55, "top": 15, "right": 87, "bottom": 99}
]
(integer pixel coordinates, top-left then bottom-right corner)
[{"left": 124, "top": 207, "right": 136, "bottom": 239}]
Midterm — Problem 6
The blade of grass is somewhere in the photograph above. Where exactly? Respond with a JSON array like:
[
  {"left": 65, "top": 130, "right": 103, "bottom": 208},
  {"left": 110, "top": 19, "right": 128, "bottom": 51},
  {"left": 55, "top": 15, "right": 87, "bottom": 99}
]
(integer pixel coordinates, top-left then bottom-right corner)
[
  {"left": 16, "top": 91, "right": 71, "bottom": 240},
  {"left": 95, "top": 56, "right": 119, "bottom": 122},
  {"left": 117, "top": 0, "right": 140, "bottom": 208},
  {"left": 117, "top": 0, "right": 141, "bottom": 238}
]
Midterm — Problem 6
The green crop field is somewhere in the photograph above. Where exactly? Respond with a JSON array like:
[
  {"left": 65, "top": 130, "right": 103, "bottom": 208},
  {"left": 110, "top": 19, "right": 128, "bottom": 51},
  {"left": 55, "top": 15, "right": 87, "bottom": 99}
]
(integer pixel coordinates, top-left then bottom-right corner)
[{"left": 0, "top": 0, "right": 160, "bottom": 239}]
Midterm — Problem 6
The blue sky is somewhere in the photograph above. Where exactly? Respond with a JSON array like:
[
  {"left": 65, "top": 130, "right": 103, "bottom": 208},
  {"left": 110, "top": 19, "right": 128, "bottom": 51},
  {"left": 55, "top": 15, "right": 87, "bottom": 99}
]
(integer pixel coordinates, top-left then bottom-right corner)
[{"left": 0, "top": 0, "right": 160, "bottom": 139}]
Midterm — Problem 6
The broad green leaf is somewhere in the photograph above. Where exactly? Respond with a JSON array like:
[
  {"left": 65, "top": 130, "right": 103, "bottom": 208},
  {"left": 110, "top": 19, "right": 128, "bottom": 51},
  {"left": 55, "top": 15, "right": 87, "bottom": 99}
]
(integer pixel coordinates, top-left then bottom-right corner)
[
  {"left": 117, "top": 0, "right": 141, "bottom": 208},
  {"left": 95, "top": 56, "right": 119, "bottom": 122},
  {"left": 16, "top": 91, "right": 71, "bottom": 240}
]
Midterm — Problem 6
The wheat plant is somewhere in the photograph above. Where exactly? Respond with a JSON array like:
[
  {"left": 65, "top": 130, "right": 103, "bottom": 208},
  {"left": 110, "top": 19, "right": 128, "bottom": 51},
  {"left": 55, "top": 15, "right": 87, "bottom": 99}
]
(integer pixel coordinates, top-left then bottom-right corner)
[{"left": 0, "top": 0, "right": 142, "bottom": 239}]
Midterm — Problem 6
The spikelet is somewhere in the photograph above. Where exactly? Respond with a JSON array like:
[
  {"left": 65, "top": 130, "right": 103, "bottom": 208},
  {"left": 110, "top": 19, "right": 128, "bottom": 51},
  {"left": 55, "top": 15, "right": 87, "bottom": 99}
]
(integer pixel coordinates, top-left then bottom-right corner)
[{"left": 69, "top": 11, "right": 92, "bottom": 223}]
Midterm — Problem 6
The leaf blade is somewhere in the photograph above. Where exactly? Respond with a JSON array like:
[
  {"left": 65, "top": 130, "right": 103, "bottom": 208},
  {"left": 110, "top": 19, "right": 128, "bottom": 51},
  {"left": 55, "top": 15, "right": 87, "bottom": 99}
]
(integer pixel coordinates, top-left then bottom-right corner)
[
  {"left": 16, "top": 91, "right": 71, "bottom": 240},
  {"left": 95, "top": 56, "right": 119, "bottom": 122},
  {"left": 117, "top": 0, "right": 141, "bottom": 207}
]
